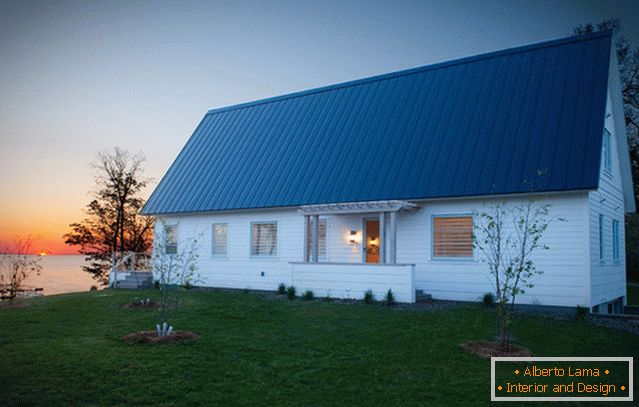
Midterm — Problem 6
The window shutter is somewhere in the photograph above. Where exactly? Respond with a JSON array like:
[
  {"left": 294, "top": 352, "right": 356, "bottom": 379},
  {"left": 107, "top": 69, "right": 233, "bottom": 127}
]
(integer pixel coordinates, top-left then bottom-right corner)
[{"left": 433, "top": 216, "right": 473, "bottom": 258}]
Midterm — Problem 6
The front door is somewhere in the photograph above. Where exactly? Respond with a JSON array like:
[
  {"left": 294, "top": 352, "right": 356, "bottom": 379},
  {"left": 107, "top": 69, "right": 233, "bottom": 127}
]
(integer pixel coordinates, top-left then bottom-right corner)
[{"left": 364, "top": 219, "right": 380, "bottom": 264}]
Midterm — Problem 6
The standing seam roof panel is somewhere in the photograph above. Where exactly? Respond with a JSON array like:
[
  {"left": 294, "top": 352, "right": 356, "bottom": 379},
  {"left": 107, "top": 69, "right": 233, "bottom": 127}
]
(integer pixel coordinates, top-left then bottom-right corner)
[{"left": 142, "top": 32, "right": 613, "bottom": 215}]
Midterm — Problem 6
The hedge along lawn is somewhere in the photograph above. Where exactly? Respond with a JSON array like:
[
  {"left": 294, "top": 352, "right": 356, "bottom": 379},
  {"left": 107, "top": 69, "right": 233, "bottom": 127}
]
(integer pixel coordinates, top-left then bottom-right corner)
[{"left": 0, "top": 290, "right": 637, "bottom": 406}]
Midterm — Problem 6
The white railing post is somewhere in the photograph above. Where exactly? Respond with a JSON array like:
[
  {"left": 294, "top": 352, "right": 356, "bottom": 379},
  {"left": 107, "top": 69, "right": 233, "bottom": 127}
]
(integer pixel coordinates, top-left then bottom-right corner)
[
  {"left": 389, "top": 212, "right": 397, "bottom": 264},
  {"left": 303, "top": 215, "right": 309, "bottom": 263},
  {"left": 379, "top": 212, "right": 386, "bottom": 264},
  {"left": 111, "top": 251, "right": 117, "bottom": 288}
]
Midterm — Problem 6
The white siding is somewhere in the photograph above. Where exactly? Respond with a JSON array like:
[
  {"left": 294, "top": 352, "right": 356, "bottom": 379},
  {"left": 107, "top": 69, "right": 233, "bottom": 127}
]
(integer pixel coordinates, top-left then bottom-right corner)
[
  {"left": 588, "top": 92, "right": 627, "bottom": 307},
  {"left": 398, "top": 193, "right": 591, "bottom": 307},
  {"left": 291, "top": 263, "right": 415, "bottom": 302},
  {"left": 156, "top": 192, "right": 592, "bottom": 307},
  {"left": 156, "top": 209, "right": 304, "bottom": 290}
]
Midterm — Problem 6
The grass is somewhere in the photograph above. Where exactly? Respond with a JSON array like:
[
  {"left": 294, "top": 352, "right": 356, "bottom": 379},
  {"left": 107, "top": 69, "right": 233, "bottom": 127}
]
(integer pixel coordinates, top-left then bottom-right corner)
[
  {"left": 628, "top": 283, "right": 639, "bottom": 305},
  {"left": 0, "top": 290, "right": 637, "bottom": 406}
]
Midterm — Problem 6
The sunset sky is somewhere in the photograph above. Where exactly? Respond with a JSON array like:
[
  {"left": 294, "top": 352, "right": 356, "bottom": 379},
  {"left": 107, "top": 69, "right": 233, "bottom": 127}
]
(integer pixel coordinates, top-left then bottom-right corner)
[{"left": 1, "top": 0, "right": 639, "bottom": 255}]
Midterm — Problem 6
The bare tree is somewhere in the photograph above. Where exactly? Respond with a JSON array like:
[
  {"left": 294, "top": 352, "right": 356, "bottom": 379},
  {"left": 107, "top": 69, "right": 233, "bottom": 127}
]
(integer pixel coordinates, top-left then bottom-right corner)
[
  {"left": 64, "top": 147, "right": 154, "bottom": 285},
  {"left": 0, "top": 239, "right": 43, "bottom": 300},
  {"left": 153, "top": 221, "right": 201, "bottom": 336},
  {"left": 473, "top": 201, "right": 557, "bottom": 351}
]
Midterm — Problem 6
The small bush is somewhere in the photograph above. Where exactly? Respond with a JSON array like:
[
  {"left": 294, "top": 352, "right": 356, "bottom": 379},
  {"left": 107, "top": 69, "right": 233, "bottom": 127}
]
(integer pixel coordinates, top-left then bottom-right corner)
[
  {"left": 277, "top": 283, "right": 287, "bottom": 295},
  {"left": 575, "top": 306, "right": 589, "bottom": 322},
  {"left": 287, "top": 286, "right": 296, "bottom": 300},
  {"left": 363, "top": 290, "right": 374, "bottom": 304},
  {"left": 303, "top": 290, "right": 314, "bottom": 301},
  {"left": 154, "top": 280, "right": 160, "bottom": 290},
  {"left": 184, "top": 281, "right": 193, "bottom": 290},
  {"left": 482, "top": 292, "right": 495, "bottom": 307},
  {"left": 385, "top": 289, "right": 395, "bottom": 307}
]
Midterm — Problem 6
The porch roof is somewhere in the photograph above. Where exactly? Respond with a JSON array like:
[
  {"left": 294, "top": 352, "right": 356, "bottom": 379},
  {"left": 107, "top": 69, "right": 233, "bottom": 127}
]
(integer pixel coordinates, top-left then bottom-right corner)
[{"left": 298, "top": 200, "right": 418, "bottom": 215}]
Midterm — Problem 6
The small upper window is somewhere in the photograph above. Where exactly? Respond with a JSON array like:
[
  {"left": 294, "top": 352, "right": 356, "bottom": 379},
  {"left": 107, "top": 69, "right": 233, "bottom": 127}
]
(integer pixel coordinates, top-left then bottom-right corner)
[
  {"left": 433, "top": 216, "right": 473, "bottom": 258},
  {"left": 164, "top": 225, "right": 178, "bottom": 255},
  {"left": 612, "top": 219, "right": 620, "bottom": 262},
  {"left": 251, "top": 222, "right": 277, "bottom": 257},
  {"left": 212, "top": 223, "right": 228, "bottom": 256},
  {"left": 603, "top": 129, "right": 612, "bottom": 173}
]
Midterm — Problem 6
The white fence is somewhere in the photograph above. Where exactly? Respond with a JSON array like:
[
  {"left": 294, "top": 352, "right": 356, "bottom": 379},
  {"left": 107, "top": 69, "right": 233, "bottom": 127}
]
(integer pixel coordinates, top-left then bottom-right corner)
[
  {"left": 108, "top": 252, "right": 153, "bottom": 287},
  {"left": 290, "top": 262, "right": 415, "bottom": 303}
]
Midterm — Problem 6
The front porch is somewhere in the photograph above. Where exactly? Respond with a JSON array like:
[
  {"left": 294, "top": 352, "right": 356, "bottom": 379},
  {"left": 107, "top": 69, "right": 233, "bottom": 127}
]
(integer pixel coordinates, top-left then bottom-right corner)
[{"left": 292, "top": 200, "right": 418, "bottom": 302}]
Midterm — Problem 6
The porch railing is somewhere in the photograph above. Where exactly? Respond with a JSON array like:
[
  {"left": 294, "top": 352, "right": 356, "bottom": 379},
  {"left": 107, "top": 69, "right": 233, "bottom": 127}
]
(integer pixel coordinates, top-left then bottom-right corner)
[
  {"left": 290, "top": 262, "right": 415, "bottom": 303},
  {"left": 110, "top": 252, "right": 153, "bottom": 287}
]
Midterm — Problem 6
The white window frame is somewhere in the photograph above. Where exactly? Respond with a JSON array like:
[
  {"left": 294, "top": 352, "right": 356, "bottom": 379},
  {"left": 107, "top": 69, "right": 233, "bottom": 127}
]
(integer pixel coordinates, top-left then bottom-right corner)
[
  {"left": 612, "top": 219, "right": 620, "bottom": 263},
  {"left": 431, "top": 214, "right": 475, "bottom": 261},
  {"left": 250, "top": 221, "right": 278, "bottom": 258},
  {"left": 211, "top": 223, "right": 228, "bottom": 257},
  {"left": 164, "top": 224, "right": 178, "bottom": 255}
]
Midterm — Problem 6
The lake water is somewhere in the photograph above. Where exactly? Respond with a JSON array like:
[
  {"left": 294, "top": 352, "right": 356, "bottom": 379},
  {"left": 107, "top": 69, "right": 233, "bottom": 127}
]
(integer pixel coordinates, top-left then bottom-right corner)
[{"left": 19, "top": 255, "right": 98, "bottom": 296}]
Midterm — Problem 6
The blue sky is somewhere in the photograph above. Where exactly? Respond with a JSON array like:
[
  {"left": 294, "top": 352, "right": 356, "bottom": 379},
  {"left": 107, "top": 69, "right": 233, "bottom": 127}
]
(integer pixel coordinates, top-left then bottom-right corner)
[{"left": 1, "top": 0, "right": 638, "bottom": 252}]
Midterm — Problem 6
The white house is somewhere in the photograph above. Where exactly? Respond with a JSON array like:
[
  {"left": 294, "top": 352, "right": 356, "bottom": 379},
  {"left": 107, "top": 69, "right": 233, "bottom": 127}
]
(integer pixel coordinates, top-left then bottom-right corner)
[{"left": 141, "top": 31, "right": 635, "bottom": 311}]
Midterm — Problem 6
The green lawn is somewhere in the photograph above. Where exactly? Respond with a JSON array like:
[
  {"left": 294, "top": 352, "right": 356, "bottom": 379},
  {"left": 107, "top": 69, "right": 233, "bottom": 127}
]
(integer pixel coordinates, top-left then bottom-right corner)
[
  {"left": 628, "top": 283, "right": 639, "bottom": 305},
  {"left": 0, "top": 290, "right": 637, "bottom": 406}
]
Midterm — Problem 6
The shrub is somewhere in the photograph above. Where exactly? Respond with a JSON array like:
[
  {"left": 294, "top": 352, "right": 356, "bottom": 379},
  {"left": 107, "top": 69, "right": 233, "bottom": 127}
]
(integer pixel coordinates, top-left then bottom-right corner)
[
  {"left": 575, "top": 306, "right": 589, "bottom": 322},
  {"left": 184, "top": 280, "right": 193, "bottom": 290},
  {"left": 154, "top": 280, "right": 160, "bottom": 290},
  {"left": 482, "top": 292, "right": 495, "bottom": 307},
  {"left": 287, "top": 286, "right": 296, "bottom": 300},
  {"left": 303, "top": 290, "right": 314, "bottom": 301},
  {"left": 277, "top": 283, "right": 287, "bottom": 295},
  {"left": 385, "top": 289, "right": 395, "bottom": 307},
  {"left": 363, "top": 290, "right": 374, "bottom": 304}
]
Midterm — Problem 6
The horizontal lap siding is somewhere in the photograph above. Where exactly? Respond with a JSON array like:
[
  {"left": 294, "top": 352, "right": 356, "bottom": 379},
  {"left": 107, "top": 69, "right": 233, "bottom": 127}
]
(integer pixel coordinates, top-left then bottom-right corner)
[
  {"left": 397, "top": 193, "right": 591, "bottom": 307},
  {"left": 156, "top": 193, "right": 592, "bottom": 307},
  {"left": 156, "top": 210, "right": 303, "bottom": 291},
  {"left": 589, "top": 93, "right": 626, "bottom": 306},
  {"left": 291, "top": 263, "right": 415, "bottom": 302}
]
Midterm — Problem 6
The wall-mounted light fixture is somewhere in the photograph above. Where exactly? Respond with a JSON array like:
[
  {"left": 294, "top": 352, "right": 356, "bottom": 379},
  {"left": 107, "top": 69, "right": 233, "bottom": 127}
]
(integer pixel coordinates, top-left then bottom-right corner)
[{"left": 348, "top": 230, "right": 359, "bottom": 244}]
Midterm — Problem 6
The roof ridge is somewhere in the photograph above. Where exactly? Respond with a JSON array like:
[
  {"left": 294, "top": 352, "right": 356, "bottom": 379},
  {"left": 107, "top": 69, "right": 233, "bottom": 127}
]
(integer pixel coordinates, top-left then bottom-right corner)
[{"left": 205, "top": 30, "right": 611, "bottom": 116}]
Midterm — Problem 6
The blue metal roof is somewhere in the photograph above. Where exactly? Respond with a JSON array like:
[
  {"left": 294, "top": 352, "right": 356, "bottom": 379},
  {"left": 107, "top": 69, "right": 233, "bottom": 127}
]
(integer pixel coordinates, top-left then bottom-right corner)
[{"left": 142, "top": 32, "right": 612, "bottom": 215}]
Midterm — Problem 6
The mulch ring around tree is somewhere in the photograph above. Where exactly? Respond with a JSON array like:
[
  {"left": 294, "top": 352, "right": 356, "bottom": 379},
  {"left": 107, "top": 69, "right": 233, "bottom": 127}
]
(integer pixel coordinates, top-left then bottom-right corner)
[
  {"left": 123, "top": 331, "right": 199, "bottom": 344},
  {"left": 124, "top": 300, "right": 161, "bottom": 309},
  {"left": 460, "top": 341, "right": 533, "bottom": 358}
]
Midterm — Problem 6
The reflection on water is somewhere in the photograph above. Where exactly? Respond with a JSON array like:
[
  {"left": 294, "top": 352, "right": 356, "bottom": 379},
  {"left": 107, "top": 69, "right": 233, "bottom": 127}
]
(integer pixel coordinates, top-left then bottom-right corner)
[{"left": 20, "top": 255, "right": 98, "bottom": 296}]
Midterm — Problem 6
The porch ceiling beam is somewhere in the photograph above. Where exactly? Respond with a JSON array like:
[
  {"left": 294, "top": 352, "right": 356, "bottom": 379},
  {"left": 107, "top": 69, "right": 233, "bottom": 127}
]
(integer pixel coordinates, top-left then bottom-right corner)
[{"left": 298, "top": 200, "right": 418, "bottom": 215}]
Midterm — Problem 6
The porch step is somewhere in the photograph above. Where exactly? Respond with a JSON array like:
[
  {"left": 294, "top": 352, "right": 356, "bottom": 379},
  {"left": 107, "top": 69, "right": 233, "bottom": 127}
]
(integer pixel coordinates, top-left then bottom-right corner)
[
  {"left": 415, "top": 290, "right": 432, "bottom": 303},
  {"left": 116, "top": 272, "right": 153, "bottom": 289}
]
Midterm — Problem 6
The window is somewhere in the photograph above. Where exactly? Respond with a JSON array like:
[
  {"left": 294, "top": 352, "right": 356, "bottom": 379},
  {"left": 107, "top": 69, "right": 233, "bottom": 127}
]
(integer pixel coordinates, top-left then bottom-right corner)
[
  {"left": 612, "top": 219, "right": 620, "bottom": 262},
  {"left": 432, "top": 216, "right": 473, "bottom": 258},
  {"left": 603, "top": 129, "right": 612, "bottom": 173},
  {"left": 212, "top": 223, "right": 228, "bottom": 256},
  {"left": 164, "top": 225, "right": 178, "bottom": 255},
  {"left": 306, "top": 217, "right": 327, "bottom": 259},
  {"left": 598, "top": 214, "right": 604, "bottom": 262},
  {"left": 251, "top": 222, "right": 277, "bottom": 257}
]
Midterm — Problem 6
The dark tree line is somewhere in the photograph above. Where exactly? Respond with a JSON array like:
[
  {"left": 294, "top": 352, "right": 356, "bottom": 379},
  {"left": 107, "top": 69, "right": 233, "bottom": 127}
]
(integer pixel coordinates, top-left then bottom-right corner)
[
  {"left": 574, "top": 20, "right": 639, "bottom": 280},
  {"left": 64, "top": 148, "right": 154, "bottom": 285}
]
